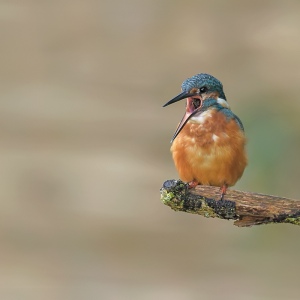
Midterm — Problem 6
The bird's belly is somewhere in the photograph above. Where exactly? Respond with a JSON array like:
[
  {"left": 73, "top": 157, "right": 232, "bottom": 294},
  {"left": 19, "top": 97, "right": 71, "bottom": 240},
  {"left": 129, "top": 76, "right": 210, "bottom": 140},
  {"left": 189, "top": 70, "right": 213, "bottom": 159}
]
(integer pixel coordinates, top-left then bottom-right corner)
[{"left": 170, "top": 121, "right": 247, "bottom": 187}]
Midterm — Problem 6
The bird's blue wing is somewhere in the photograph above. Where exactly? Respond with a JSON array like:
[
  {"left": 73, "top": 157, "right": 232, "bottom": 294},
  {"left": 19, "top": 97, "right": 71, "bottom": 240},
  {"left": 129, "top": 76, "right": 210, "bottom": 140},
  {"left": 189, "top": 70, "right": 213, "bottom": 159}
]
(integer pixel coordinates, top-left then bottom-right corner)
[{"left": 219, "top": 107, "right": 245, "bottom": 131}]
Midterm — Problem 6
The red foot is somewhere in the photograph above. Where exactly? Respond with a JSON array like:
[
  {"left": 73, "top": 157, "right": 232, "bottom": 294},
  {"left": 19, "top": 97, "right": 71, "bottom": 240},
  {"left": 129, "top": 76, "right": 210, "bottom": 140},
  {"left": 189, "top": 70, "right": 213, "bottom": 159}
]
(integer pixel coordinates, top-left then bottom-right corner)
[
  {"left": 188, "top": 181, "right": 198, "bottom": 189},
  {"left": 220, "top": 184, "right": 228, "bottom": 200}
]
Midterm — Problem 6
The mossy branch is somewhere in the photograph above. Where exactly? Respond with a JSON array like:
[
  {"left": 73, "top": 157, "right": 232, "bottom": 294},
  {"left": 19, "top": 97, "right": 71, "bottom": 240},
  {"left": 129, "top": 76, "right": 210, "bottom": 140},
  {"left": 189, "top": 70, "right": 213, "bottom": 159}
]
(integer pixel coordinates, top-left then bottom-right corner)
[{"left": 160, "top": 179, "right": 300, "bottom": 227}]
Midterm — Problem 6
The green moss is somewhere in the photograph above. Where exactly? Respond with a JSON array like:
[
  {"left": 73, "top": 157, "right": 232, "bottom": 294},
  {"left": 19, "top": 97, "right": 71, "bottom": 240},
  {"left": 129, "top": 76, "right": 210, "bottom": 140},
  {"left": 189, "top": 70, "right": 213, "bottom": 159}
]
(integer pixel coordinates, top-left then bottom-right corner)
[
  {"left": 160, "top": 189, "right": 184, "bottom": 210},
  {"left": 284, "top": 217, "right": 300, "bottom": 226},
  {"left": 161, "top": 188, "right": 217, "bottom": 218},
  {"left": 160, "top": 179, "right": 236, "bottom": 221},
  {"left": 160, "top": 190, "right": 174, "bottom": 203},
  {"left": 195, "top": 199, "right": 217, "bottom": 218}
]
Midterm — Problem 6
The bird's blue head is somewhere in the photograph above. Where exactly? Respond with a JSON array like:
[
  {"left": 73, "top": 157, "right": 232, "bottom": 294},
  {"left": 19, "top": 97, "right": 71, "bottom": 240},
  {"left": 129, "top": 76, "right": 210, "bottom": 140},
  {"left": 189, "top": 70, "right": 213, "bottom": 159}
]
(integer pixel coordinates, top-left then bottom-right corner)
[
  {"left": 181, "top": 73, "right": 226, "bottom": 101},
  {"left": 163, "top": 73, "right": 227, "bottom": 142}
]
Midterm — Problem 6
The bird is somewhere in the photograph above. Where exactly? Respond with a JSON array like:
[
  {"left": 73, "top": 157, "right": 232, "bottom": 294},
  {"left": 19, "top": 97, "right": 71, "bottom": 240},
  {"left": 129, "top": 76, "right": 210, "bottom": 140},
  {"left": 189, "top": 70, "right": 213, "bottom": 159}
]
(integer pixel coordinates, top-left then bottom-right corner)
[{"left": 163, "top": 73, "right": 247, "bottom": 200}]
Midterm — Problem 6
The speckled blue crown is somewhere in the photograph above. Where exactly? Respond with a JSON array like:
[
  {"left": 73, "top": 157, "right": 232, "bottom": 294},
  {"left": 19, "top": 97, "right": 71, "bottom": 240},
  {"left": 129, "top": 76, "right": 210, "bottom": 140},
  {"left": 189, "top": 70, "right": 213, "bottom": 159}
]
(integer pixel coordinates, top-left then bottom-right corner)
[{"left": 181, "top": 73, "right": 226, "bottom": 100}]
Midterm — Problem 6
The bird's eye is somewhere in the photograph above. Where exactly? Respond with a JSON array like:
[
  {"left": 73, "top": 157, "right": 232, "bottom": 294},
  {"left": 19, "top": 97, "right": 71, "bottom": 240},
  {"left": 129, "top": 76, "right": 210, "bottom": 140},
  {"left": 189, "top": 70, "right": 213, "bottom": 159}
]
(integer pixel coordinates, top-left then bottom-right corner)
[{"left": 200, "top": 87, "right": 207, "bottom": 93}]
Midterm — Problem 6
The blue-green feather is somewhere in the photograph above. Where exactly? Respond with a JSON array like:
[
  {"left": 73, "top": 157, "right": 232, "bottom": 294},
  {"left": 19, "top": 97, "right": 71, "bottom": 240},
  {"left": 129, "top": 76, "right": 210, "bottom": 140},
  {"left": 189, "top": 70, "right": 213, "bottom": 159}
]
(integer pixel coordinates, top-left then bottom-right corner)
[
  {"left": 199, "top": 98, "right": 244, "bottom": 131},
  {"left": 181, "top": 73, "right": 227, "bottom": 100}
]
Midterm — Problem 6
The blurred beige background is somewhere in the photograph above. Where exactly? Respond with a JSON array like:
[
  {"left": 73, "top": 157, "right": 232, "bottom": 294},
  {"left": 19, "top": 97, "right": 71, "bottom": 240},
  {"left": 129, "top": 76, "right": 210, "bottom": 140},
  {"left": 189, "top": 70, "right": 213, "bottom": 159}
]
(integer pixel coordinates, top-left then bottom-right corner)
[{"left": 1, "top": 1, "right": 300, "bottom": 299}]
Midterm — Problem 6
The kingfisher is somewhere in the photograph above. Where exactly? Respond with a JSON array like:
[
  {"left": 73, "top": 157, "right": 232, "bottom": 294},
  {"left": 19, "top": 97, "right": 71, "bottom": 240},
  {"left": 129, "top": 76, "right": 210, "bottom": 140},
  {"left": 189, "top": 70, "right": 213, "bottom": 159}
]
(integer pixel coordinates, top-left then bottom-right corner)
[{"left": 163, "top": 73, "right": 247, "bottom": 200}]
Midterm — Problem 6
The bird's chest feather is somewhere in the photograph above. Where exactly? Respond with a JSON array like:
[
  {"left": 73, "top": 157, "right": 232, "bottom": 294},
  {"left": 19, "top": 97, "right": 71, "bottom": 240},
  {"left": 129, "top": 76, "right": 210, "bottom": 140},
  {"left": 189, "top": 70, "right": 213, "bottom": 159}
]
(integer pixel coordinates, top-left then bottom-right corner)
[
  {"left": 170, "top": 108, "right": 247, "bottom": 185},
  {"left": 178, "top": 109, "right": 232, "bottom": 148},
  {"left": 171, "top": 108, "right": 245, "bottom": 167}
]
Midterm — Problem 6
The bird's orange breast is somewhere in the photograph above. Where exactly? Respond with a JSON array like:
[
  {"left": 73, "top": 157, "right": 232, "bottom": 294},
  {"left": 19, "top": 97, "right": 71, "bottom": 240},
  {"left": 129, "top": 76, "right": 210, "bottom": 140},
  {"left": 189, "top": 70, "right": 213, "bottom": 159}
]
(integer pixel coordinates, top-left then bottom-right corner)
[{"left": 170, "top": 109, "right": 247, "bottom": 187}]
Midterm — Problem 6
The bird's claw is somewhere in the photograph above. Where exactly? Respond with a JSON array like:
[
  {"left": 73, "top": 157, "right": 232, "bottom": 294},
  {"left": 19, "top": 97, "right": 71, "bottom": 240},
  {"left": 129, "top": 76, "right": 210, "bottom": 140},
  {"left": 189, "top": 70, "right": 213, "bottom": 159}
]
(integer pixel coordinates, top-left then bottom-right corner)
[{"left": 187, "top": 181, "right": 198, "bottom": 189}]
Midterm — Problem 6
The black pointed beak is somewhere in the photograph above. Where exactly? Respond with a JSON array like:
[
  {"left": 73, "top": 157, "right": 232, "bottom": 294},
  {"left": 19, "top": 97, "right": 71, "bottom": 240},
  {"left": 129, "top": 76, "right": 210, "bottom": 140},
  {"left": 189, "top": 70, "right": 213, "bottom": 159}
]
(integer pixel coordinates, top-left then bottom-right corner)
[
  {"left": 163, "top": 91, "right": 203, "bottom": 143},
  {"left": 163, "top": 91, "right": 195, "bottom": 107}
]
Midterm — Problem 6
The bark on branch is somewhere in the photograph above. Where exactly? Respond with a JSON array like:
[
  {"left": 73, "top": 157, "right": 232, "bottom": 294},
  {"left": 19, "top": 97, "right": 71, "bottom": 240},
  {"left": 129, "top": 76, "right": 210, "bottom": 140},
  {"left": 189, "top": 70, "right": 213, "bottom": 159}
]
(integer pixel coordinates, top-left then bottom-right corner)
[{"left": 160, "top": 179, "right": 300, "bottom": 227}]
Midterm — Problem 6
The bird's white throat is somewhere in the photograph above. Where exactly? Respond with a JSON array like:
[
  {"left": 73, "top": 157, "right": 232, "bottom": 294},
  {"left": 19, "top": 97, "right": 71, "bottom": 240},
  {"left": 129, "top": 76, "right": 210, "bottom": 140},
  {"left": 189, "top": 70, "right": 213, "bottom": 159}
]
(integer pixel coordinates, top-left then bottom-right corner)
[{"left": 190, "top": 98, "right": 229, "bottom": 124}]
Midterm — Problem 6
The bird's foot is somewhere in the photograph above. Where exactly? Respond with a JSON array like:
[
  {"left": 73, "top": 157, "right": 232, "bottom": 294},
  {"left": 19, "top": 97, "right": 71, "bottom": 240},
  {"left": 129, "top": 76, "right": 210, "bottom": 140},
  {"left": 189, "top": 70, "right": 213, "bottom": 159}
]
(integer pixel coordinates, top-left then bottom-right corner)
[
  {"left": 187, "top": 180, "right": 198, "bottom": 189},
  {"left": 220, "top": 184, "right": 228, "bottom": 201}
]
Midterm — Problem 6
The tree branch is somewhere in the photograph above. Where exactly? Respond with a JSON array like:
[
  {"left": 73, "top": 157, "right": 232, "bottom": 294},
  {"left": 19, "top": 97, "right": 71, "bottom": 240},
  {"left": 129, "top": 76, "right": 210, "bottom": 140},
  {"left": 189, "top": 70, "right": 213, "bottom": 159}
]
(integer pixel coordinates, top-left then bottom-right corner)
[{"left": 160, "top": 179, "right": 300, "bottom": 227}]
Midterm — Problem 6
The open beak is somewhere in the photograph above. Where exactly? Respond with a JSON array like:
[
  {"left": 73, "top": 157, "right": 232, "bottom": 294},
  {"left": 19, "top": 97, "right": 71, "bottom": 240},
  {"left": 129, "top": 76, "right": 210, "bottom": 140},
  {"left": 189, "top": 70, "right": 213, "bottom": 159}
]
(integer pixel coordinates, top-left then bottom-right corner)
[
  {"left": 163, "top": 91, "right": 202, "bottom": 143},
  {"left": 163, "top": 91, "right": 195, "bottom": 107}
]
